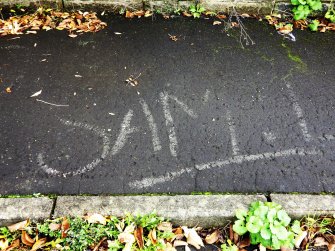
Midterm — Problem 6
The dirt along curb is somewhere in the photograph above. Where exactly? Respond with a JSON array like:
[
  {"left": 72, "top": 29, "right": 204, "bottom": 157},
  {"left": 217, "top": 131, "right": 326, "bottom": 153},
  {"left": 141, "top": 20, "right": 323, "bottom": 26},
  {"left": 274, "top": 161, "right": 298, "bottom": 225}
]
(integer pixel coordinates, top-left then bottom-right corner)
[{"left": 1, "top": 194, "right": 335, "bottom": 227}]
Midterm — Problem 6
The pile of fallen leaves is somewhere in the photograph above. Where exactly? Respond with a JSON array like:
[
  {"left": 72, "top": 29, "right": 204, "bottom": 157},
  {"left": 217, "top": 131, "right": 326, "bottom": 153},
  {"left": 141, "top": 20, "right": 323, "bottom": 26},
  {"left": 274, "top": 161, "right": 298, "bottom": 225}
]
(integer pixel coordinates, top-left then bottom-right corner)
[
  {"left": 266, "top": 14, "right": 335, "bottom": 36},
  {"left": 1, "top": 212, "right": 335, "bottom": 251},
  {"left": 0, "top": 212, "right": 226, "bottom": 251},
  {"left": 0, "top": 7, "right": 107, "bottom": 37}
]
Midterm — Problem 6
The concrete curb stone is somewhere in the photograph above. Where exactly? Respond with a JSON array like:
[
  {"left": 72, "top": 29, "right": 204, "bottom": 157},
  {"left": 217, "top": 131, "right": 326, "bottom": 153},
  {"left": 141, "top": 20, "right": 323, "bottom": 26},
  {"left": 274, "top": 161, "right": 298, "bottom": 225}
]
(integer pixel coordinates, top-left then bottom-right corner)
[
  {"left": 270, "top": 194, "right": 335, "bottom": 219},
  {"left": 54, "top": 194, "right": 267, "bottom": 227},
  {"left": 0, "top": 197, "right": 54, "bottom": 226},
  {"left": 1, "top": 194, "right": 335, "bottom": 227}
]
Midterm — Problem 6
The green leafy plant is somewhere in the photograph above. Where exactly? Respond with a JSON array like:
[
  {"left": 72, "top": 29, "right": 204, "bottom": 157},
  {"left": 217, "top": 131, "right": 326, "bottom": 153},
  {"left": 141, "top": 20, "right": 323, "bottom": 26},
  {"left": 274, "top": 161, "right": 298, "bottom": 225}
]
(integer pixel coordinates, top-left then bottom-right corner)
[
  {"left": 309, "top": 19, "right": 320, "bottom": 30},
  {"left": 221, "top": 239, "right": 239, "bottom": 251},
  {"left": 291, "top": 0, "right": 322, "bottom": 20},
  {"left": 233, "top": 201, "right": 302, "bottom": 250},
  {"left": 325, "top": 7, "right": 335, "bottom": 22},
  {"left": 189, "top": 4, "right": 205, "bottom": 18}
]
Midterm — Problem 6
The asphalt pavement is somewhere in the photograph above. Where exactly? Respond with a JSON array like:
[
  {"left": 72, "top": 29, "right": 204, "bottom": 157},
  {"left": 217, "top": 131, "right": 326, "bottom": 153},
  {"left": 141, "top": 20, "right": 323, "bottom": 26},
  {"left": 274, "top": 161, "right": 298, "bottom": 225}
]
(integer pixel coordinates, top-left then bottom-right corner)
[{"left": 0, "top": 16, "right": 334, "bottom": 195}]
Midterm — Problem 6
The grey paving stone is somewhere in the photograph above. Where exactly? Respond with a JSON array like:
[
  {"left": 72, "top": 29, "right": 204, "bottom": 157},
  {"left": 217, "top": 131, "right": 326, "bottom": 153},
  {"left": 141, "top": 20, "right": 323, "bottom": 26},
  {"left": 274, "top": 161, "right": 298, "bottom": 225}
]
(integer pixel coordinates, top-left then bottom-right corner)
[
  {"left": 0, "top": 197, "right": 54, "bottom": 226},
  {"left": 54, "top": 194, "right": 266, "bottom": 227},
  {"left": 270, "top": 194, "right": 335, "bottom": 218}
]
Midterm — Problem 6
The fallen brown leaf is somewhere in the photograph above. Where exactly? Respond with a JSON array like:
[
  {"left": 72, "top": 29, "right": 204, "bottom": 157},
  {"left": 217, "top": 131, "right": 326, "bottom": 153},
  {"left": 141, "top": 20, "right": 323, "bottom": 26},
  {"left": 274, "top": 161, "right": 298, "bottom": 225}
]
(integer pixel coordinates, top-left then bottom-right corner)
[
  {"left": 134, "top": 227, "right": 144, "bottom": 248},
  {"left": 31, "top": 237, "right": 47, "bottom": 251},
  {"left": 148, "top": 229, "right": 157, "bottom": 245},
  {"left": 158, "top": 222, "right": 173, "bottom": 232},
  {"left": 182, "top": 12, "right": 192, "bottom": 17},
  {"left": 93, "top": 237, "right": 107, "bottom": 251},
  {"left": 5, "top": 239, "right": 20, "bottom": 251},
  {"left": 134, "top": 10, "right": 145, "bottom": 17},
  {"left": 49, "top": 223, "right": 61, "bottom": 231},
  {"left": 8, "top": 220, "right": 28, "bottom": 232},
  {"left": 328, "top": 243, "right": 335, "bottom": 251},
  {"left": 125, "top": 11, "right": 134, "bottom": 18},
  {"left": 238, "top": 236, "right": 250, "bottom": 248},
  {"left": 205, "top": 229, "right": 220, "bottom": 244},
  {"left": 173, "top": 240, "right": 188, "bottom": 247},
  {"left": 144, "top": 10, "right": 153, "bottom": 17},
  {"left": 315, "top": 237, "right": 329, "bottom": 247},
  {"left": 22, "top": 231, "right": 35, "bottom": 246},
  {"left": 61, "top": 217, "right": 70, "bottom": 238},
  {"left": 216, "top": 14, "right": 227, "bottom": 19},
  {"left": 182, "top": 226, "right": 204, "bottom": 249},
  {"left": 168, "top": 34, "right": 178, "bottom": 41},
  {"left": 85, "top": 213, "right": 106, "bottom": 225}
]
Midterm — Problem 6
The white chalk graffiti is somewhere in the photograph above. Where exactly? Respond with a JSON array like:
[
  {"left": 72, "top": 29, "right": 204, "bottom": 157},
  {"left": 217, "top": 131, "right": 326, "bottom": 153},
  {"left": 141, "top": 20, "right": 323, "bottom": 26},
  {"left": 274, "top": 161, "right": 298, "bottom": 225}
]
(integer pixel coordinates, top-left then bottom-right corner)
[
  {"left": 37, "top": 87, "right": 331, "bottom": 184},
  {"left": 160, "top": 91, "right": 198, "bottom": 157}
]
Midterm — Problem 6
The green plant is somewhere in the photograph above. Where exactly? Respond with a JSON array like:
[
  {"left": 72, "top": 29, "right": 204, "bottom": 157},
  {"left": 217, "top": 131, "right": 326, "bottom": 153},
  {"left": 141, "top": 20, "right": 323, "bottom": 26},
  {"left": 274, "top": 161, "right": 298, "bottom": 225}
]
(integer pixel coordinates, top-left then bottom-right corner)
[
  {"left": 291, "top": 0, "right": 322, "bottom": 20},
  {"left": 221, "top": 239, "right": 238, "bottom": 251},
  {"left": 233, "top": 201, "right": 302, "bottom": 250},
  {"left": 173, "top": 8, "right": 181, "bottom": 15},
  {"left": 308, "top": 19, "right": 320, "bottom": 30},
  {"left": 189, "top": 4, "right": 205, "bottom": 18},
  {"left": 325, "top": 7, "right": 335, "bottom": 22},
  {"left": 302, "top": 216, "right": 334, "bottom": 239}
]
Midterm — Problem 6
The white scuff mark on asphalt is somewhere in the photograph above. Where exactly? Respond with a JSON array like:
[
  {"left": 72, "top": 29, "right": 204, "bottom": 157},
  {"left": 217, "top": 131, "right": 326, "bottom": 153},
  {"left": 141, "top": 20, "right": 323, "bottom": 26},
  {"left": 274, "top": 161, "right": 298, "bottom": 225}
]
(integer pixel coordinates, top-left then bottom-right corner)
[
  {"left": 36, "top": 99, "right": 69, "bottom": 107},
  {"left": 111, "top": 109, "right": 138, "bottom": 156},
  {"left": 38, "top": 119, "right": 111, "bottom": 177},
  {"left": 263, "top": 131, "right": 277, "bottom": 143},
  {"left": 128, "top": 147, "right": 322, "bottom": 189},
  {"left": 203, "top": 89, "right": 210, "bottom": 103},
  {"left": 140, "top": 98, "right": 162, "bottom": 152},
  {"left": 285, "top": 83, "right": 313, "bottom": 142},
  {"left": 225, "top": 109, "right": 240, "bottom": 156}
]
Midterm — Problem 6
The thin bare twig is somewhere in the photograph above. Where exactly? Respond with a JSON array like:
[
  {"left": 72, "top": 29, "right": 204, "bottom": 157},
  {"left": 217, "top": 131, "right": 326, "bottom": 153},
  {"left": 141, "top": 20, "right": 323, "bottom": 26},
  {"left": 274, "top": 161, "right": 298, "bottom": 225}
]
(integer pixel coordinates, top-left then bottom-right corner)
[
  {"left": 36, "top": 99, "right": 69, "bottom": 107},
  {"left": 224, "top": 6, "right": 255, "bottom": 48}
]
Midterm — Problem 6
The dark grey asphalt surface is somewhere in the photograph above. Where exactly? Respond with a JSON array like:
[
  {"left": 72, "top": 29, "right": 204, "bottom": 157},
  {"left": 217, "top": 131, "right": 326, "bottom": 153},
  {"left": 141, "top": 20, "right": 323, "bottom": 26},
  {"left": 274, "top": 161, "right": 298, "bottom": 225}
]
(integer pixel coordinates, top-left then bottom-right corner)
[{"left": 0, "top": 16, "right": 334, "bottom": 195}]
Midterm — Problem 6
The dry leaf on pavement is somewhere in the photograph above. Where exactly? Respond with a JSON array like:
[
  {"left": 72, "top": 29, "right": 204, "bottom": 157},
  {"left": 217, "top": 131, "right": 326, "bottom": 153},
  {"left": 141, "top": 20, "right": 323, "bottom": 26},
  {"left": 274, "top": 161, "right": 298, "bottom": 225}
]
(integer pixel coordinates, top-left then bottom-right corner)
[
  {"left": 22, "top": 231, "right": 35, "bottom": 246},
  {"left": 158, "top": 222, "right": 173, "bottom": 232},
  {"left": 8, "top": 220, "right": 29, "bottom": 232},
  {"left": 168, "top": 34, "right": 178, "bottom": 41},
  {"left": 315, "top": 237, "right": 329, "bottom": 247},
  {"left": 182, "top": 12, "right": 192, "bottom": 17},
  {"left": 31, "top": 238, "right": 47, "bottom": 251},
  {"left": 205, "top": 229, "right": 220, "bottom": 244},
  {"left": 134, "top": 227, "right": 144, "bottom": 248},
  {"left": 61, "top": 217, "right": 70, "bottom": 238},
  {"left": 85, "top": 213, "right": 107, "bottom": 225},
  {"left": 182, "top": 226, "right": 204, "bottom": 249}
]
